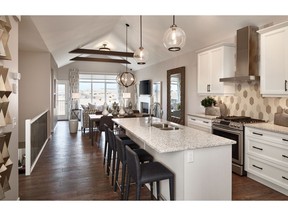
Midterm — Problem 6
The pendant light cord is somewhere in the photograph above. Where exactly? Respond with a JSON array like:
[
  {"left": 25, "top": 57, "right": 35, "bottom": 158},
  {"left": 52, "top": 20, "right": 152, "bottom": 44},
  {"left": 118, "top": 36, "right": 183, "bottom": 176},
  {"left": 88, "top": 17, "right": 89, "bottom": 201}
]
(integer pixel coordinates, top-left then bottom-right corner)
[
  {"left": 140, "top": 15, "right": 143, "bottom": 47},
  {"left": 125, "top": 23, "right": 129, "bottom": 71}
]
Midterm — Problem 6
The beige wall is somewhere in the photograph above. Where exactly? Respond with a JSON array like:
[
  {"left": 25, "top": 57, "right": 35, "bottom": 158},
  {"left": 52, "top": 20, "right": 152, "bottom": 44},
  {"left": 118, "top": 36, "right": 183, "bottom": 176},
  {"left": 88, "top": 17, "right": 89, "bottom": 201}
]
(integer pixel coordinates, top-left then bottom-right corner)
[{"left": 19, "top": 51, "right": 51, "bottom": 142}]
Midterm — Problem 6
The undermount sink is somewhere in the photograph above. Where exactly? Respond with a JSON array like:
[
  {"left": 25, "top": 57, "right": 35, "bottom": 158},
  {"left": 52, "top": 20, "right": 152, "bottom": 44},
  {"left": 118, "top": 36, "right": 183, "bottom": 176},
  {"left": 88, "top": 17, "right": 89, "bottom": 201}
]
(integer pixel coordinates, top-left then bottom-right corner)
[{"left": 151, "top": 123, "right": 180, "bottom": 130}]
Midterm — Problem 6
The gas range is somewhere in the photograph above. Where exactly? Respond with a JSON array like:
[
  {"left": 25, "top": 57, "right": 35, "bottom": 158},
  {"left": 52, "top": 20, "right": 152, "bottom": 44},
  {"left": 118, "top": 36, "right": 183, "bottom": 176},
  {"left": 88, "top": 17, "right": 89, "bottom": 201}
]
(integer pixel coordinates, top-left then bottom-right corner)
[
  {"left": 212, "top": 116, "right": 266, "bottom": 131},
  {"left": 212, "top": 116, "right": 266, "bottom": 176}
]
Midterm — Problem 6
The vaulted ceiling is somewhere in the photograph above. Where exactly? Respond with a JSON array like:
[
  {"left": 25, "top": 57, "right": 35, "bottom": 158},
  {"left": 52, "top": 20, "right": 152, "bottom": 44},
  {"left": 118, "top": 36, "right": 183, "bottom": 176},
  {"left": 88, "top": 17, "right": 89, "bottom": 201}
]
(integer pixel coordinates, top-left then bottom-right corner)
[{"left": 19, "top": 15, "right": 288, "bottom": 71}]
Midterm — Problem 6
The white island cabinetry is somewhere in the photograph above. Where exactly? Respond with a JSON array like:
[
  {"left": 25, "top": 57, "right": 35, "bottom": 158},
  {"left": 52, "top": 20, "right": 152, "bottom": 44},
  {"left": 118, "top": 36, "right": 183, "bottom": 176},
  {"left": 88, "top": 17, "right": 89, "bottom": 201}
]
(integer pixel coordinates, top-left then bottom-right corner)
[
  {"left": 187, "top": 114, "right": 217, "bottom": 133},
  {"left": 245, "top": 124, "right": 288, "bottom": 195},
  {"left": 113, "top": 117, "right": 235, "bottom": 200}
]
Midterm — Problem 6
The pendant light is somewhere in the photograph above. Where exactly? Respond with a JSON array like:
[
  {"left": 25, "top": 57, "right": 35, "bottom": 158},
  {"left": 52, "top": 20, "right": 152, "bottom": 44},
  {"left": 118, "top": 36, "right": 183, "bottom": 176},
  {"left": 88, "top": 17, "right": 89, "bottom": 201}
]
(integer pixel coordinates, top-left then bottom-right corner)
[
  {"left": 99, "top": 43, "right": 110, "bottom": 51},
  {"left": 117, "top": 24, "right": 135, "bottom": 88},
  {"left": 163, "top": 15, "right": 186, "bottom": 51},
  {"left": 133, "top": 15, "right": 149, "bottom": 64}
]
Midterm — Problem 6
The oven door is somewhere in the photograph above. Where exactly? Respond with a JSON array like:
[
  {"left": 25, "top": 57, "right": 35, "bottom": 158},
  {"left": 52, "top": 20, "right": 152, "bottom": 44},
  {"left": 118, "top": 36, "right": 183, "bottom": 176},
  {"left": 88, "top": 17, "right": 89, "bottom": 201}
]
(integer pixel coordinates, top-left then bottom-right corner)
[{"left": 212, "top": 124, "right": 244, "bottom": 175}]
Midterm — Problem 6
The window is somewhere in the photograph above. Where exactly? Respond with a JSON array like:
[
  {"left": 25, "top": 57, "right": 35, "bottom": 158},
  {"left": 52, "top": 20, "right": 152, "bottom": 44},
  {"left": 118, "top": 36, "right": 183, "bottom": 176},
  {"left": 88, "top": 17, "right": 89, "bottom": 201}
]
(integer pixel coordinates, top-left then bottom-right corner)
[{"left": 79, "top": 73, "right": 120, "bottom": 107}]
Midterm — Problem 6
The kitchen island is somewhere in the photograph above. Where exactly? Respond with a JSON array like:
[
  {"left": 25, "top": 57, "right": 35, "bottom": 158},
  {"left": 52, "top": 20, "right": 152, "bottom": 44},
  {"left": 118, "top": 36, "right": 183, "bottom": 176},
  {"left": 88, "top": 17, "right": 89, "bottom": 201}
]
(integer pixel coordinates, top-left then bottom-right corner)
[{"left": 113, "top": 117, "right": 235, "bottom": 200}]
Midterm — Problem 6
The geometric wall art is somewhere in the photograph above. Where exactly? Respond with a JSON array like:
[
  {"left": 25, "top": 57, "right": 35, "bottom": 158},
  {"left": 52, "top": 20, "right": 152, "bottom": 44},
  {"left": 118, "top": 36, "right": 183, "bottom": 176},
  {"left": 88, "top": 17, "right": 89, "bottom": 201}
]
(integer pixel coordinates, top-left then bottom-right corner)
[
  {"left": 0, "top": 15, "right": 13, "bottom": 200},
  {"left": 0, "top": 16, "right": 11, "bottom": 60},
  {"left": 0, "top": 65, "right": 13, "bottom": 199}
]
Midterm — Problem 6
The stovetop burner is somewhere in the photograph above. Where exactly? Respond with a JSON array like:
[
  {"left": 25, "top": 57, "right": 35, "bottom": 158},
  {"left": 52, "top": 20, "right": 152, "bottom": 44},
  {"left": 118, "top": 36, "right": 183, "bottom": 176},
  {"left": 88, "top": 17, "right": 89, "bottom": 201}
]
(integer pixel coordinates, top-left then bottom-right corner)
[{"left": 213, "top": 116, "right": 266, "bottom": 130}]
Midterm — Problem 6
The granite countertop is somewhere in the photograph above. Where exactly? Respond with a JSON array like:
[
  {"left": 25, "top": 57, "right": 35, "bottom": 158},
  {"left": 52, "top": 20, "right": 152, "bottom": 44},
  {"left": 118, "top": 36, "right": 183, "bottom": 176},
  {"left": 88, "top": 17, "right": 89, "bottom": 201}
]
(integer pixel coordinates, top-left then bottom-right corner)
[
  {"left": 187, "top": 113, "right": 219, "bottom": 120},
  {"left": 113, "top": 117, "right": 235, "bottom": 153},
  {"left": 245, "top": 122, "right": 288, "bottom": 136}
]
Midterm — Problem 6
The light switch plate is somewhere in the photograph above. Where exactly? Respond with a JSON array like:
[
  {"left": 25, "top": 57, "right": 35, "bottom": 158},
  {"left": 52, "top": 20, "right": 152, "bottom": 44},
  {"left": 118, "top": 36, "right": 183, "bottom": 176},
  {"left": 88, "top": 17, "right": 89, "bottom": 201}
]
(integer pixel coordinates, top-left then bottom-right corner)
[{"left": 186, "top": 150, "right": 194, "bottom": 163}]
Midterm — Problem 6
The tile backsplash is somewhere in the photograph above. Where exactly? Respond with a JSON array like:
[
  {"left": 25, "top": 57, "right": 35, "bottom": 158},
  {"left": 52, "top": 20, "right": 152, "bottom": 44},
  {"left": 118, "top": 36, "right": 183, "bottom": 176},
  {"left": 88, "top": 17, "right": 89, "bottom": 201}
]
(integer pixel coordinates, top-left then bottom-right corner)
[{"left": 214, "top": 82, "right": 288, "bottom": 122}]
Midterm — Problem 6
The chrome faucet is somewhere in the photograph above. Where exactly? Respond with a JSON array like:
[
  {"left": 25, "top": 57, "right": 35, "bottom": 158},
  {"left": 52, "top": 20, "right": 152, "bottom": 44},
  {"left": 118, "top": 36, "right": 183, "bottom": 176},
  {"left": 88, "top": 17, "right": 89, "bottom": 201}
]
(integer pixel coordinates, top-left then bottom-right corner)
[{"left": 148, "top": 102, "right": 163, "bottom": 126}]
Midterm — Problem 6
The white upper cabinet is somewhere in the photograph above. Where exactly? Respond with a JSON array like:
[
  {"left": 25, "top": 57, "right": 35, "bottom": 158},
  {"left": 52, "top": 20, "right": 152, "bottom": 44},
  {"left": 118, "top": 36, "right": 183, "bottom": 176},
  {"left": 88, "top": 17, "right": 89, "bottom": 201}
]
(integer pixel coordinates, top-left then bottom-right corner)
[
  {"left": 197, "top": 44, "right": 235, "bottom": 95},
  {"left": 258, "top": 21, "right": 288, "bottom": 97}
]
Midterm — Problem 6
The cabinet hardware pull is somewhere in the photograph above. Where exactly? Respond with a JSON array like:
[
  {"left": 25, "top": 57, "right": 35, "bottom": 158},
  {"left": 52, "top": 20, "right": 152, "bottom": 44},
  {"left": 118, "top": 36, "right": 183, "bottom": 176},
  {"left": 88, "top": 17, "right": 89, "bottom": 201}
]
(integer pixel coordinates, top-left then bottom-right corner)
[
  {"left": 282, "top": 176, "right": 288, "bottom": 181},
  {"left": 285, "top": 80, "right": 288, "bottom": 91},
  {"left": 252, "top": 132, "right": 263, "bottom": 136},
  {"left": 203, "top": 121, "right": 209, "bottom": 124},
  {"left": 252, "top": 146, "right": 263, "bottom": 151},
  {"left": 282, "top": 155, "right": 288, "bottom": 159},
  {"left": 282, "top": 138, "right": 288, "bottom": 142},
  {"left": 191, "top": 118, "right": 196, "bottom": 121},
  {"left": 207, "top": 84, "right": 210, "bottom": 92},
  {"left": 252, "top": 164, "right": 263, "bottom": 170}
]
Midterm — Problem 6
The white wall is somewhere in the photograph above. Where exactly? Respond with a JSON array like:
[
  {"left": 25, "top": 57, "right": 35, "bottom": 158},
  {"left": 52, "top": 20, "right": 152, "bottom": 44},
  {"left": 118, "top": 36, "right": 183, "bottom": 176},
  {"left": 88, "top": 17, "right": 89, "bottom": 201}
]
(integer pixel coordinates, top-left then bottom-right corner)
[
  {"left": 0, "top": 16, "right": 19, "bottom": 200},
  {"left": 135, "top": 50, "right": 200, "bottom": 123},
  {"left": 19, "top": 51, "right": 51, "bottom": 142}
]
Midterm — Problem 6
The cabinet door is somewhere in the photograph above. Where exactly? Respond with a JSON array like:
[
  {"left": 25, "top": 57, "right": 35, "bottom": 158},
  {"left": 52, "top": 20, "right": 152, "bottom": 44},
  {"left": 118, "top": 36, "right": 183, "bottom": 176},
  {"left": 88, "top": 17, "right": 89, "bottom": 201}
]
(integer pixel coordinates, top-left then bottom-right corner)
[
  {"left": 210, "top": 47, "right": 223, "bottom": 94},
  {"left": 260, "top": 27, "right": 288, "bottom": 96},
  {"left": 197, "top": 51, "right": 211, "bottom": 94}
]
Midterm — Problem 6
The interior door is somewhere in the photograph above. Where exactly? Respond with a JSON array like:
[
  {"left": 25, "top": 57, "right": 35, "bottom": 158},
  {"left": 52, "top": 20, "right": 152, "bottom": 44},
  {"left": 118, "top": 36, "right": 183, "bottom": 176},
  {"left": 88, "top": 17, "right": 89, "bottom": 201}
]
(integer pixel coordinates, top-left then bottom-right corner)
[{"left": 56, "top": 80, "right": 69, "bottom": 120}]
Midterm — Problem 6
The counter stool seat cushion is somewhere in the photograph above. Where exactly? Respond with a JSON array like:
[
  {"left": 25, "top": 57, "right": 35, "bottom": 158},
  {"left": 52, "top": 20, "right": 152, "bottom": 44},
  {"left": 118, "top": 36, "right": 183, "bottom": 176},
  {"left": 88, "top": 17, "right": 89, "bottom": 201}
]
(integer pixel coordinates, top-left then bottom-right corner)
[{"left": 125, "top": 146, "right": 175, "bottom": 200}]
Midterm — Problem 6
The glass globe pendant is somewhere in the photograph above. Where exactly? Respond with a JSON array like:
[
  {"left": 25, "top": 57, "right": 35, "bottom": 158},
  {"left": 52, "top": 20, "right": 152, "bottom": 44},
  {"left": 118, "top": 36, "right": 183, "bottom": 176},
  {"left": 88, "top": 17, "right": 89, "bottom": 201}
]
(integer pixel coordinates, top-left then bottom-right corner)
[
  {"left": 117, "top": 24, "right": 136, "bottom": 88},
  {"left": 134, "top": 16, "right": 149, "bottom": 64},
  {"left": 119, "top": 70, "right": 135, "bottom": 88},
  {"left": 163, "top": 15, "right": 186, "bottom": 51}
]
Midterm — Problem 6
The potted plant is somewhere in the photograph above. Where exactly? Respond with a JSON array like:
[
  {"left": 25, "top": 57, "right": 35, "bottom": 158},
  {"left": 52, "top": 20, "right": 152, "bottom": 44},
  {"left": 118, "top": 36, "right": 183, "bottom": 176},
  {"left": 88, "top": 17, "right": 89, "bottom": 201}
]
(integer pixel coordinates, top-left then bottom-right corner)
[
  {"left": 201, "top": 96, "right": 216, "bottom": 107},
  {"left": 201, "top": 96, "right": 220, "bottom": 116}
]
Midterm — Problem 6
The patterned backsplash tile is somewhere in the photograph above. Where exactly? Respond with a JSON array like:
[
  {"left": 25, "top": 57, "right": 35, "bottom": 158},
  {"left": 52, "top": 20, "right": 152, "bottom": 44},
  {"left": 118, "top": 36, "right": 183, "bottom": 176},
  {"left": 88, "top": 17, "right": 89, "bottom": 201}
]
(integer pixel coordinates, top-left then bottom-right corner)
[{"left": 214, "top": 82, "right": 288, "bottom": 122}]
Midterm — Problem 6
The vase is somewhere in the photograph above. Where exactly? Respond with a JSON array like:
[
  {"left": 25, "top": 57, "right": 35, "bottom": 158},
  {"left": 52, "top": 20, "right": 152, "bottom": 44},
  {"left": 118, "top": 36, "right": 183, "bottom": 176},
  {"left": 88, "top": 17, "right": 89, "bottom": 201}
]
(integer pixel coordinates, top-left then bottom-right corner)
[
  {"left": 102, "top": 102, "right": 109, "bottom": 116},
  {"left": 119, "top": 106, "right": 125, "bottom": 116},
  {"left": 205, "top": 106, "right": 220, "bottom": 116}
]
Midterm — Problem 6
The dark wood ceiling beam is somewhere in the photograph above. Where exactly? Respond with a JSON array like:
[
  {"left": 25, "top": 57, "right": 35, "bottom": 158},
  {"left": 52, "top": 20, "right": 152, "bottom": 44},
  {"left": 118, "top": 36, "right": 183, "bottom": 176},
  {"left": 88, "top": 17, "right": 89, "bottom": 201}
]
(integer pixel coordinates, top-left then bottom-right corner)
[
  {"left": 69, "top": 48, "right": 134, "bottom": 58},
  {"left": 70, "top": 56, "right": 131, "bottom": 64}
]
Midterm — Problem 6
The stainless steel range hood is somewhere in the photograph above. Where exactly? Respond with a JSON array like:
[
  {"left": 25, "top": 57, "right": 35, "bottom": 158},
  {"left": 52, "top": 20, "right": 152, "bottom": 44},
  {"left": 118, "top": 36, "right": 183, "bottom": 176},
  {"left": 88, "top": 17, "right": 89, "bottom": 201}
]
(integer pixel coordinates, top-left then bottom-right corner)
[{"left": 220, "top": 26, "right": 259, "bottom": 82}]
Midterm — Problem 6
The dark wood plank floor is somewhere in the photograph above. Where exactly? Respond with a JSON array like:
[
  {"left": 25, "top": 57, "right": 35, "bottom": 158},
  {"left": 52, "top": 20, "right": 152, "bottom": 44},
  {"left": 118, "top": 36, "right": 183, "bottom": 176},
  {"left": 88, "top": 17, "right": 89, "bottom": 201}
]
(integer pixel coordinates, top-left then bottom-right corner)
[{"left": 19, "top": 121, "right": 288, "bottom": 201}]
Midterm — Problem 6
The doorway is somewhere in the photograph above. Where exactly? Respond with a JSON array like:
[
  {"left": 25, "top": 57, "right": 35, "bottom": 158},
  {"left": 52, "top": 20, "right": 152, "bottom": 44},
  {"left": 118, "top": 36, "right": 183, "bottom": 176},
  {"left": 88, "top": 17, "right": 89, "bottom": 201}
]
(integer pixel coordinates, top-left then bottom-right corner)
[{"left": 56, "top": 81, "right": 69, "bottom": 120}]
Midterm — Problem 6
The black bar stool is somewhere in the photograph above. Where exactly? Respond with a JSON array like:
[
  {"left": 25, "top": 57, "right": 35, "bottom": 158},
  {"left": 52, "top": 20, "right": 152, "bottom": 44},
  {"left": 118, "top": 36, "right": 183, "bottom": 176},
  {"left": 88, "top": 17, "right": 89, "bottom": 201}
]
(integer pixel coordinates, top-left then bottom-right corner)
[
  {"left": 106, "top": 128, "right": 140, "bottom": 185},
  {"left": 125, "top": 145, "right": 175, "bottom": 200},
  {"left": 114, "top": 136, "right": 153, "bottom": 199}
]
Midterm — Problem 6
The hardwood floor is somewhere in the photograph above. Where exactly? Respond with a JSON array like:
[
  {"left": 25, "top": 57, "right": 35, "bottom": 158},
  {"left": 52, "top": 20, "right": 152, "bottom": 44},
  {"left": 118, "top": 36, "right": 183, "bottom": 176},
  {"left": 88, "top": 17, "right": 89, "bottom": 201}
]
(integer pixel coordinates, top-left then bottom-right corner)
[{"left": 19, "top": 121, "right": 288, "bottom": 201}]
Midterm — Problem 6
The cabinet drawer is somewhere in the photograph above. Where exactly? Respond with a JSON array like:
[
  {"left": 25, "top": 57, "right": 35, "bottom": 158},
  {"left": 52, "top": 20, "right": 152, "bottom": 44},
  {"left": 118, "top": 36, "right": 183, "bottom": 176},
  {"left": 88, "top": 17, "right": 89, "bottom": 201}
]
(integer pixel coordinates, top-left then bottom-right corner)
[
  {"left": 245, "top": 127, "right": 288, "bottom": 144},
  {"left": 187, "top": 116, "right": 212, "bottom": 133},
  {"left": 246, "top": 156, "right": 288, "bottom": 190},
  {"left": 247, "top": 138, "right": 288, "bottom": 166}
]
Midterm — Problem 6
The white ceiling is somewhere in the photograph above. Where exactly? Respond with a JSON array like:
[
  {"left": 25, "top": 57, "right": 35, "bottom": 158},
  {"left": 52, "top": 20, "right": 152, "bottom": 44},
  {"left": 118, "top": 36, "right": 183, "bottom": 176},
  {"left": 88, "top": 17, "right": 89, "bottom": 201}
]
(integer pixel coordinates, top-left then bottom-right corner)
[{"left": 19, "top": 15, "right": 288, "bottom": 71}]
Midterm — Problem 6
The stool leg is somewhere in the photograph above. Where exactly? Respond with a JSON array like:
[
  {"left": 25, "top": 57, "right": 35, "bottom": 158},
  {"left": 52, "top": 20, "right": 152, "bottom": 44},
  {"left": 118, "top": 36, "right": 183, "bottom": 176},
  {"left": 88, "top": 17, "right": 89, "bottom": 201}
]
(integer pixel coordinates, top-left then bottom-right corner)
[
  {"left": 150, "top": 182, "right": 154, "bottom": 200},
  {"left": 156, "top": 181, "right": 160, "bottom": 200},
  {"left": 136, "top": 184, "right": 141, "bottom": 200},
  {"left": 106, "top": 146, "right": 112, "bottom": 176},
  {"left": 111, "top": 150, "right": 116, "bottom": 186},
  {"left": 103, "top": 140, "right": 107, "bottom": 165},
  {"left": 120, "top": 163, "right": 127, "bottom": 200},
  {"left": 169, "top": 177, "right": 175, "bottom": 201},
  {"left": 125, "top": 175, "right": 131, "bottom": 200},
  {"left": 114, "top": 158, "right": 120, "bottom": 192}
]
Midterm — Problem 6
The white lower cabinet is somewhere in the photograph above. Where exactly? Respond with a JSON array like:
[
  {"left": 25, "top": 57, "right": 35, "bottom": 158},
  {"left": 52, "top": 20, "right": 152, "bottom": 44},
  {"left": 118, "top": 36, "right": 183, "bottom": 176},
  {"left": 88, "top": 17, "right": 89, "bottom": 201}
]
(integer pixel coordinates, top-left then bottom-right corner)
[
  {"left": 245, "top": 126, "right": 288, "bottom": 195},
  {"left": 187, "top": 115, "right": 214, "bottom": 133}
]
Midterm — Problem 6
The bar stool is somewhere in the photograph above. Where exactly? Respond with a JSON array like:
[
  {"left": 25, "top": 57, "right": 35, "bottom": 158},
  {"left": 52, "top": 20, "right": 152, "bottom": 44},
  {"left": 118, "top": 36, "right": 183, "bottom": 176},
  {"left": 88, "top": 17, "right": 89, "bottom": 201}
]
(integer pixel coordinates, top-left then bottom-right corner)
[
  {"left": 106, "top": 128, "right": 140, "bottom": 185},
  {"left": 125, "top": 145, "right": 175, "bottom": 200},
  {"left": 114, "top": 136, "right": 153, "bottom": 199},
  {"left": 102, "top": 122, "right": 113, "bottom": 165}
]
